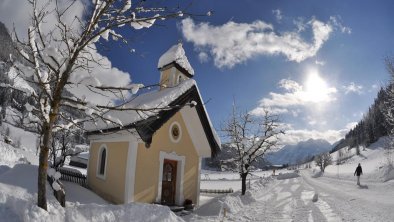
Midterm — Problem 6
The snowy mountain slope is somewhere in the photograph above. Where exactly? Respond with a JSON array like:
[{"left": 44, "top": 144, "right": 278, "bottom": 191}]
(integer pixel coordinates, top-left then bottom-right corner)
[
  {"left": 323, "top": 136, "right": 394, "bottom": 182},
  {"left": 266, "top": 139, "right": 332, "bottom": 165}
]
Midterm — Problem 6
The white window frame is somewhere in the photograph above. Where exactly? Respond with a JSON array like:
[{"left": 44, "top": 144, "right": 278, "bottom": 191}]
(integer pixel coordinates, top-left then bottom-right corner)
[{"left": 96, "top": 144, "right": 108, "bottom": 180}]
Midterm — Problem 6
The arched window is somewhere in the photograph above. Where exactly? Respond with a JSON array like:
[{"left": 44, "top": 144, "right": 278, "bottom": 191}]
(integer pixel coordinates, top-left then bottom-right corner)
[
  {"left": 177, "top": 75, "right": 183, "bottom": 84},
  {"left": 97, "top": 145, "right": 107, "bottom": 179}
]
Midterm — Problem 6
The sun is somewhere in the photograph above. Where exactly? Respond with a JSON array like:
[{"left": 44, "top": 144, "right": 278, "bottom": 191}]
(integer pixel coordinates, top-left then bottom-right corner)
[{"left": 303, "top": 70, "right": 336, "bottom": 103}]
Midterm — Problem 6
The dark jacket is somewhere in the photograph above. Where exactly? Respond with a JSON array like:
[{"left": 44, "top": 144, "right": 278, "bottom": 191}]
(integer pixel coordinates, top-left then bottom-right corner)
[{"left": 354, "top": 165, "right": 363, "bottom": 176}]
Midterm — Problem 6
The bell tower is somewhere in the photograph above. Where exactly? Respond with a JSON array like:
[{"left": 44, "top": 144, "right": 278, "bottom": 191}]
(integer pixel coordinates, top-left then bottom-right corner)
[{"left": 157, "top": 43, "right": 194, "bottom": 89}]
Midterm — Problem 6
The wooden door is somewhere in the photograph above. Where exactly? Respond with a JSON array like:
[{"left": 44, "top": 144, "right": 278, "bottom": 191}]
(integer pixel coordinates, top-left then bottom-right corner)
[{"left": 161, "top": 159, "right": 177, "bottom": 205}]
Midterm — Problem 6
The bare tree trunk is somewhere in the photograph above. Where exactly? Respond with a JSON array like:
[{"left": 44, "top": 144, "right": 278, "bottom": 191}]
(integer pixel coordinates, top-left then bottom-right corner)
[
  {"left": 37, "top": 101, "right": 58, "bottom": 210},
  {"left": 37, "top": 124, "right": 51, "bottom": 210},
  {"left": 241, "top": 173, "right": 248, "bottom": 195}
]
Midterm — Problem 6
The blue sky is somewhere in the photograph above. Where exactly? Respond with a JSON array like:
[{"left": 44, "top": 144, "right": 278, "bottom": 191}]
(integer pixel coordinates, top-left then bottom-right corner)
[
  {"left": 1, "top": 0, "right": 393, "bottom": 145},
  {"left": 97, "top": 0, "right": 394, "bottom": 144}
]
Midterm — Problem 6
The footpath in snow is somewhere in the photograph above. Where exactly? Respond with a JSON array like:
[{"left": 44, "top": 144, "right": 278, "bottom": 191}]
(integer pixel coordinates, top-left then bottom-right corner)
[{"left": 186, "top": 170, "right": 394, "bottom": 222}]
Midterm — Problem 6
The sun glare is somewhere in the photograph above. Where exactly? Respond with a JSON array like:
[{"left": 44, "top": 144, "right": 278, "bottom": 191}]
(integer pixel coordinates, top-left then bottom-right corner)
[{"left": 303, "top": 70, "right": 335, "bottom": 103}]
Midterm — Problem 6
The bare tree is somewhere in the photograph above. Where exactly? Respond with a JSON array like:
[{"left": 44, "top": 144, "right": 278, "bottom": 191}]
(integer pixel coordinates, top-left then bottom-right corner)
[
  {"left": 222, "top": 107, "right": 284, "bottom": 195},
  {"left": 314, "top": 152, "right": 332, "bottom": 172},
  {"left": 336, "top": 149, "right": 344, "bottom": 165},
  {"left": 4, "top": 0, "right": 204, "bottom": 210}
]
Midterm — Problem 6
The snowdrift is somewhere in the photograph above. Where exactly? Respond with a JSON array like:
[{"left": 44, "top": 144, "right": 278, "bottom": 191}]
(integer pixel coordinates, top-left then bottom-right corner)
[{"left": 0, "top": 164, "right": 183, "bottom": 222}]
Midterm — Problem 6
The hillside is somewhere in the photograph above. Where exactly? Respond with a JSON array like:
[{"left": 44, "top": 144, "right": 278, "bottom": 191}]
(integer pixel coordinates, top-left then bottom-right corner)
[{"left": 266, "top": 139, "right": 332, "bottom": 165}]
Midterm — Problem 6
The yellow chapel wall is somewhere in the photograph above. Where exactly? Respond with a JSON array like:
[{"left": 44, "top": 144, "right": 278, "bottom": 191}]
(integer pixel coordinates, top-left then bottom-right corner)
[
  {"left": 160, "top": 66, "right": 187, "bottom": 89},
  {"left": 133, "top": 111, "right": 200, "bottom": 204},
  {"left": 87, "top": 141, "right": 129, "bottom": 204}
]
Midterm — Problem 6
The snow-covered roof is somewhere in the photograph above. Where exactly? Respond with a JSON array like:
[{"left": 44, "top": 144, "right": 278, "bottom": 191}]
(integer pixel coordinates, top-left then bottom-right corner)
[
  {"left": 85, "top": 78, "right": 221, "bottom": 156},
  {"left": 77, "top": 151, "right": 89, "bottom": 160},
  {"left": 85, "top": 79, "right": 197, "bottom": 132},
  {"left": 157, "top": 43, "right": 194, "bottom": 76}
]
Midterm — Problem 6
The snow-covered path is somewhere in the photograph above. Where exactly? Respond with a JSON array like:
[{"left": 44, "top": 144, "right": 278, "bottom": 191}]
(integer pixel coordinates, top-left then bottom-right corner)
[
  {"left": 300, "top": 171, "right": 394, "bottom": 222},
  {"left": 228, "top": 175, "right": 340, "bottom": 222},
  {"left": 194, "top": 171, "right": 394, "bottom": 222}
]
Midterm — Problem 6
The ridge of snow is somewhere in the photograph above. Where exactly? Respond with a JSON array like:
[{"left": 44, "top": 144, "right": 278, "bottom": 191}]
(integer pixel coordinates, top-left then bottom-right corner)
[{"left": 157, "top": 43, "right": 195, "bottom": 75}]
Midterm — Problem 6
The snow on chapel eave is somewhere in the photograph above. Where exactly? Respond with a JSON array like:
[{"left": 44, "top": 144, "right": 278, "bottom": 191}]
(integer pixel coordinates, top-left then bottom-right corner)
[
  {"left": 85, "top": 81, "right": 221, "bottom": 157},
  {"left": 157, "top": 43, "right": 195, "bottom": 76}
]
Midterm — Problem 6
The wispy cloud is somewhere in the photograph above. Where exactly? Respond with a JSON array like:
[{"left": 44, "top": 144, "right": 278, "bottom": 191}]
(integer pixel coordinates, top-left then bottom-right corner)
[
  {"left": 181, "top": 17, "right": 335, "bottom": 68},
  {"left": 368, "top": 83, "right": 381, "bottom": 92},
  {"left": 329, "top": 16, "right": 352, "bottom": 34},
  {"left": 343, "top": 82, "right": 363, "bottom": 94},
  {"left": 272, "top": 9, "right": 283, "bottom": 22},
  {"left": 315, "top": 60, "right": 326, "bottom": 66}
]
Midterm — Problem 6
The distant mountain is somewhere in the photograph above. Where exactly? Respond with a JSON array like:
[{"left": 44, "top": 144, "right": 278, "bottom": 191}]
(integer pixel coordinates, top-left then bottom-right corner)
[
  {"left": 202, "top": 143, "right": 271, "bottom": 171},
  {"left": 266, "top": 139, "right": 332, "bottom": 165}
]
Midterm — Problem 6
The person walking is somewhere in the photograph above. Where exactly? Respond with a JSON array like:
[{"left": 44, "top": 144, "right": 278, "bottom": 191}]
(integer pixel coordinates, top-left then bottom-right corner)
[{"left": 354, "top": 163, "right": 363, "bottom": 185}]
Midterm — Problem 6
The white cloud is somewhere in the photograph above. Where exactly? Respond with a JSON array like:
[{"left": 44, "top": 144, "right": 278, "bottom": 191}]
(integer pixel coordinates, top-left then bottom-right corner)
[
  {"left": 293, "top": 17, "right": 307, "bottom": 33},
  {"left": 252, "top": 77, "right": 337, "bottom": 112},
  {"left": 0, "top": 0, "right": 86, "bottom": 40},
  {"left": 329, "top": 16, "right": 352, "bottom": 34},
  {"left": 315, "top": 60, "right": 326, "bottom": 66},
  {"left": 250, "top": 107, "right": 288, "bottom": 116},
  {"left": 272, "top": 9, "right": 283, "bottom": 22},
  {"left": 278, "top": 79, "right": 302, "bottom": 92},
  {"left": 278, "top": 122, "right": 356, "bottom": 145},
  {"left": 352, "top": 112, "right": 364, "bottom": 118},
  {"left": 368, "top": 83, "right": 380, "bottom": 92},
  {"left": 67, "top": 45, "right": 132, "bottom": 105},
  {"left": 343, "top": 82, "right": 363, "bottom": 94},
  {"left": 308, "top": 120, "right": 317, "bottom": 126},
  {"left": 198, "top": 52, "right": 209, "bottom": 63},
  {"left": 181, "top": 17, "right": 333, "bottom": 68},
  {"left": 0, "top": 0, "right": 133, "bottom": 105}
]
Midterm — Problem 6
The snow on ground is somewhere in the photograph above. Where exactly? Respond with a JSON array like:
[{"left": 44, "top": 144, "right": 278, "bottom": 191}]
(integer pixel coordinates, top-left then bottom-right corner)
[
  {"left": 0, "top": 140, "right": 29, "bottom": 168},
  {"left": 1, "top": 119, "right": 394, "bottom": 222},
  {"left": 0, "top": 123, "right": 182, "bottom": 222},
  {"left": 200, "top": 170, "right": 278, "bottom": 191},
  {"left": 0, "top": 164, "right": 182, "bottom": 222},
  {"left": 0, "top": 122, "right": 39, "bottom": 165},
  {"left": 324, "top": 137, "right": 394, "bottom": 182},
  {"left": 187, "top": 169, "right": 394, "bottom": 222},
  {"left": 186, "top": 138, "right": 394, "bottom": 222}
]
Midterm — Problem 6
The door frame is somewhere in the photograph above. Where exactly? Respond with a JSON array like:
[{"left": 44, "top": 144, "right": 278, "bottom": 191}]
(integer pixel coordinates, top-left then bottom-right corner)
[{"left": 156, "top": 151, "right": 185, "bottom": 205}]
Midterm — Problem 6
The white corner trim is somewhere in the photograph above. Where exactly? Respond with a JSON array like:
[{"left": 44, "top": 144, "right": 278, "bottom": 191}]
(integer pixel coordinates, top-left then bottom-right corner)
[
  {"left": 169, "top": 121, "right": 182, "bottom": 143},
  {"left": 124, "top": 138, "right": 138, "bottom": 203},
  {"left": 156, "top": 151, "right": 185, "bottom": 205},
  {"left": 96, "top": 144, "right": 108, "bottom": 180},
  {"left": 86, "top": 140, "right": 92, "bottom": 185},
  {"left": 196, "top": 157, "right": 202, "bottom": 207}
]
